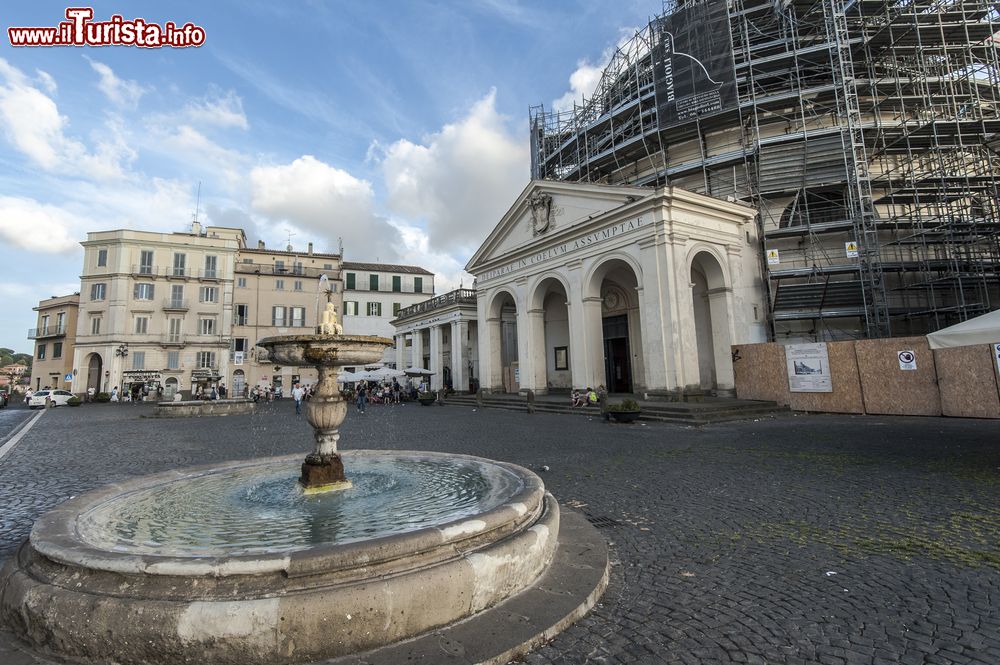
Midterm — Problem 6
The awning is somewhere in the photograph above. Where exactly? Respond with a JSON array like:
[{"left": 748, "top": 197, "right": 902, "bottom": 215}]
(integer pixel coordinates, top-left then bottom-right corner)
[{"left": 927, "top": 309, "right": 1000, "bottom": 349}]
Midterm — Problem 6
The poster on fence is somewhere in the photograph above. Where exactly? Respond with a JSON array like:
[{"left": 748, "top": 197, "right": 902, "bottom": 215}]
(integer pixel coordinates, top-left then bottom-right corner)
[{"left": 785, "top": 343, "right": 833, "bottom": 392}]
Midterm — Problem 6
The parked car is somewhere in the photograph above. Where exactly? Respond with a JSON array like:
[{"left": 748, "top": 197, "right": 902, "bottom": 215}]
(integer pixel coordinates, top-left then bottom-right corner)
[{"left": 28, "top": 389, "right": 74, "bottom": 408}]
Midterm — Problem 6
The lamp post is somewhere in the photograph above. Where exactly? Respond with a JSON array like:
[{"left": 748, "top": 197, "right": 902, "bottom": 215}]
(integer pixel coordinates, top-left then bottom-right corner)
[{"left": 115, "top": 343, "right": 129, "bottom": 395}]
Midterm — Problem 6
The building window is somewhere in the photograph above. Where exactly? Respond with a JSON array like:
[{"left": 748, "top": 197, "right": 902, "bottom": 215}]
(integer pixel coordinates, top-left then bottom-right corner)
[
  {"left": 235, "top": 304, "right": 248, "bottom": 326},
  {"left": 291, "top": 307, "right": 306, "bottom": 327},
  {"left": 414, "top": 277, "right": 423, "bottom": 293},
  {"left": 369, "top": 274, "right": 379, "bottom": 291},
  {"left": 367, "top": 302, "right": 382, "bottom": 317},
  {"left": 91, "top": 317, "right": 102, "bottom": 335},
  {"left": 275, "top": 260, "right": 285, "bottom": 273},
  {"left": 324, "top": 263, "right": 333, "bottom": 269},
  {"left": 344, "top": 301, "right": 358, "bottom": 316},
  {"left": 168, "top": 318, "right": 182, "bottom": 342},
  {"left": 139, "top": 250, "right": 154, "bottom": 274},
  {"left": 173, "top": 253, "right": 186, "bottom": 277},
  {"left": 275, "top": 279, "right": 284, "bottom": 290},
  {"left": 294, "top": 280, "right": 303, "bottom": 291},
  {"left": 90, "top": 283, "right": 106, "bottom": 301},
  {"left": 37, "top": 344, "right": 46, "bottom": 360},
  {"left": 53, "top": 342, "right": 62, "bottom": 358},
  {"left": 346, "top": 273, "right": 356, "bottom": 290},
  {"left": 97, "top": 248, "right": 108, "bottom": 267},
  {"left": 134, "top": 283, "right": 154, "bottom": 300},
  {"left": 237, "top": 277, "right": 247, "bottom": 288},
  {"left": 272, "top": 306, "right": 287, "bottom": 326},
  {"left": 204, "top": 255, "right": 217, "bottom": 279},
  {"left": 392, "top": 275, "right": 401, "bottom": 292},
  {"left": 56, "top": 312, "right": 65, "bottom": 330},
  {"left": 199, "top": 318, "right": 216, "bottom": 335},
  {"left": 169, "top": 284, "right": 184, "bottom": 307},
  {"left": 131, "top": 351, "right": 145, "bottom": 370},
  {"left": 293, "top": 262, "right": 303, "bottom": 275},
  {"left": 392, "top": 302, "right": 402, "bottom": 316},
  {"left": 196, "top": 351, "right": 216, "bottom": 369},
  {"left": 167, "top": 351, "right": 180, "bottom": 369},
  {"left": 199, "top": 286, "right": 219, "bottom": 303},
  {"left": 135, "top": 317, "right": 149, "bottom": 334}
]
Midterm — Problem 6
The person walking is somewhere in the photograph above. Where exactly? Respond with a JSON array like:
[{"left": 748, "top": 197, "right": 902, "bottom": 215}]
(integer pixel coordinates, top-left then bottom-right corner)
[
  {"left": 292, "top": 382, "right": 304, "bottom": 416},
  {"left": 355, "top": 380, "right": 367, "bottom": 414}
]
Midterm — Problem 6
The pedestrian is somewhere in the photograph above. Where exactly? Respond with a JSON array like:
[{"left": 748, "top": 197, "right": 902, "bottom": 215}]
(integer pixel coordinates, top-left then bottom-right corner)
[
  {"left": 210, "top": 385, "right": 218, "bottom": 400},
  {"left": 87, "top": 386, "right": 95, "bottom": 403},
  {"left": 110, "top": 386, "right": 119, "bottom": 403},
  {"left": 586, "top": 387, "right": 598, "bottom": 406},
  {"left": 24, "top": 388, "right": 33, "bottom": 405},
  {"left": 571, "top": 389, "right": 584, "bottom": 407},
  {"left": 356, "top": 380, "right": 367, "bottom": 413},
  {"left": 219, "top": 383, "right": 227, "bottom": 399},
  {"left": 292, "top": 382, "right": 305, "bottom": 415}
]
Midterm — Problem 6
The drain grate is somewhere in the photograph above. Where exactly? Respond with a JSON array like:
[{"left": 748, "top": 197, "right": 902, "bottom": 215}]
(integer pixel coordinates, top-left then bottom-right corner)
[{"left": 585, "top": 515, "right": 621, "bottom": 529}]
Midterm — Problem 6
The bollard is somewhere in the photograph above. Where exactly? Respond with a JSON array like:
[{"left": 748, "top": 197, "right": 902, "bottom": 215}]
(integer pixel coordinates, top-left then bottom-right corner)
[
  {"left": 476, "top": 388, "right": 484, "bottom": 407},
  {"left": 526, "top": 389, "right": 535, "bottom": 414}
]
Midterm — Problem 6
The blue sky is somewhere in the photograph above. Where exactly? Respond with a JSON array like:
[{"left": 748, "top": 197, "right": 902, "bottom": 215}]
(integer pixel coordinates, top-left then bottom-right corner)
[{"left": 0, "top": 1, "right": 656, "bottom": 353}]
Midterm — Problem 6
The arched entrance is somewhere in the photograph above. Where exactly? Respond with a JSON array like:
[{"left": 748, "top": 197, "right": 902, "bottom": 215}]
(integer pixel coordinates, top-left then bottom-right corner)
[
  {"left": 587, "top": 258, "right": 644, "bottom": 394},
  {"left": 486, "top": 290, "right": 519, "bottom": 393},
  {"left": 690, "top": 250, "right": 732, "bottom": 391},
  {"left": 528, "top": 276, "right": 572, "bottom": 392},
  {"left": 164, "top": 377, "right": 179, "bottom": 399},
  {"left": 86, "top": 354, "right": 103, "bottom": 394}
]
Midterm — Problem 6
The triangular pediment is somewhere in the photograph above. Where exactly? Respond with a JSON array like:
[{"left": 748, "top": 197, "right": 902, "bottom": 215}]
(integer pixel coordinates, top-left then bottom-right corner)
[{"left": 466, "top": 180, "right": 652, "bottom": 273}]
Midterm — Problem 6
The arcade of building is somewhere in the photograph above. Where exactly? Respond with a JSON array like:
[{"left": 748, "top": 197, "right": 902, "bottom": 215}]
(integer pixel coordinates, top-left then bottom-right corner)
[{"left": 393, "top": 180, "right": 768, "bottom": 396}]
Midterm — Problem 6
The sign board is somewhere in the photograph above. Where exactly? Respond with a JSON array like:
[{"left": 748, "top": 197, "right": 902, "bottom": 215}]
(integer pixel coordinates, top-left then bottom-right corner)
[
  {"left": 766, "top": 249, "right": 780, "bottom": 265},
  {"left": 994, "top": 343, "right": 1000, "bottom": 369},
  {"left": 845, "top": 241, "right": 859, "bottom": 258},
  {"left": 785, "top": 343, "right": 833, "bottom": 392},
  {"left": 234, "top": 351, "right": 244, "bottom": 366},
  {"left": 64, "top": 373, "right": 73, "bottom": 381},
  {"left": 122, "top": 370, "right": 162, "bottom": 382},
  {"left": 897, "top": 350, "right": 916, "bottom": 371}
]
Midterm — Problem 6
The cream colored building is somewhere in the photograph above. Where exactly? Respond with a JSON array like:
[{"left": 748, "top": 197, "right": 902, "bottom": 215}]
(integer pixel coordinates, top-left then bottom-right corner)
[
  {"left": 69, "top": 223, "right": 345, "bottom": 399},
  {"left": 28, "top": 294, "right": 80, "bottom": 391},
  {"left": 341, "top": 262, "right": 435, "bottom": 368},
  {"left": 390, "top": 289, "right": 479, "bottom": 392},
  {"left": 465, "top": 181, "right": 767, "bottom": 396}
]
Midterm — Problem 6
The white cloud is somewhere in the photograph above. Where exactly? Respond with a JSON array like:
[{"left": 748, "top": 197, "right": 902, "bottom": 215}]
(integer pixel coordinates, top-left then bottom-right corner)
[
  {"left": 0, "top": 59, "right": 131, "bottom": 180},
  {"left": 378, "top": 89, "right": 527, "bottom": 258},
  {"left": 551, "top": 29, "right": 641, "bottom": 112},
  {"left": 184, "top": 89, "right": 248, "bottom": 130},
  {"left": 86, "top": 58, "right": 146, "bottom": 109},
  {"left": 249, "top": 155, "right": 400, "bottom": 261},
  {"left": 35, "top": 69, "right": 57, "bottom": 95},
  {"left": 0, "top": 196, "right": 89, "bottom": 253},
  {"left": 389, "top": 219, "right": 474, "bottom": 293}
]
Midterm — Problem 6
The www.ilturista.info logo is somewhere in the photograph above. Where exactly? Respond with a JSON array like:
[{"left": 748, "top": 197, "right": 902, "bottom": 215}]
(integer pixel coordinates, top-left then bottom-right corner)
[{"left": 8, "top": 8, "right": 205, "bottom": 48}]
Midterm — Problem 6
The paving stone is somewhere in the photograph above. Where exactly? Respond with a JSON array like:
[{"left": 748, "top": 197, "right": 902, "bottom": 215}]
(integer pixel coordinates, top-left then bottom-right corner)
[{"left": 0, "top": 404, "right": 998, "bottom": 664}]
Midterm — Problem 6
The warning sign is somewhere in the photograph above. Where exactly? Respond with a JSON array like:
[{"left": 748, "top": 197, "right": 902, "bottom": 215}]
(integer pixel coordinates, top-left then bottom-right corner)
[
  {"left": 845, "top": 241, "right": 859, "bottom": 258},
  {"left": 766, "top": 249, "right": 780, "bottom": 265},
  {"left": 898, "top": 350, "right": 916, "bottom": 371}
]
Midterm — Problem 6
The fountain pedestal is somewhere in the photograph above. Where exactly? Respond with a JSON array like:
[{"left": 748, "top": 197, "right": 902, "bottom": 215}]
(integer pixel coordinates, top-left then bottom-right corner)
[{"left": 256, "top": 334, "right": 392, "bottom": 493}]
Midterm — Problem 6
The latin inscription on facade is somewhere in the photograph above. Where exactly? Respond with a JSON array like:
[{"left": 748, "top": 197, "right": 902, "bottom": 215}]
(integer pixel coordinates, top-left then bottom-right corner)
[{"left": 478, "top": 216, "right": 645, "bottom": 284}]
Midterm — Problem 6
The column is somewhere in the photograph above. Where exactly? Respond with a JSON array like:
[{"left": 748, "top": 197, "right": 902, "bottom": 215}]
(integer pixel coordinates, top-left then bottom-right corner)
[
  {"left": 429, "top": 324, "right": 444, "bottom": 391},
  {"left": 638, "top": 235, "right": 673, "bottom": 391},
  {"left": 527, "top": 308, "right": 547, "bottom": 393},
  {"left": 669, "top": 234, "right": 698, "bottom": 390},
  {"left": 566, "top": 265, "right": 588, "bottom": 390},
  {"left": 484, "top": 317, "right": 502, "bottom": 391},
  {"left": 411, "top": 328, "right": 424, "bottom": 370},
  {"left": 395, "top": 334, "right": 406, "bottom": 370},
  {"left": 452, "top": 319, "right": 468, "bottom": 393},
  {"left": 581, "top": 297, "right": 605, "bottom": 390}
]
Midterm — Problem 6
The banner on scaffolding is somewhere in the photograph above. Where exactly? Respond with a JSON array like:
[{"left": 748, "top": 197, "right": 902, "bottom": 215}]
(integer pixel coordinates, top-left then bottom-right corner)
[{"left": 652, "top": 0, "right": 737, "bottom": 127}]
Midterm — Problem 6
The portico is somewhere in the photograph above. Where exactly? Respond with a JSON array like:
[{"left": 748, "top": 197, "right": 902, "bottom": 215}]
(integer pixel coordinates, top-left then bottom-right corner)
[{"left": 466, "top": 181, "right": 767, "bottom": 396}]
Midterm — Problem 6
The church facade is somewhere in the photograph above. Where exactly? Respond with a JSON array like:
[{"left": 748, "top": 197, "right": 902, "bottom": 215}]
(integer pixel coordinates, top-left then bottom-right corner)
[{"left": 464, "top": 181, "right": 767, "bottom": 395}]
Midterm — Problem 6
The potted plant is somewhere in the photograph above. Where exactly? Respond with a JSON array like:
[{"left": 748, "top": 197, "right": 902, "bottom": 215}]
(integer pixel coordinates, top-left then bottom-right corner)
[
  {"left": 94, "top": 392, "right": 111, "bottom": 403},
  {"left": 608, "top": 398, "right": 641, "bottom": 423},
  {"left": 417, "top": 391, "right": 436, "bottom": 406},
  {"left": 67, "top": 396, "right": 83, "bottom": 407}
]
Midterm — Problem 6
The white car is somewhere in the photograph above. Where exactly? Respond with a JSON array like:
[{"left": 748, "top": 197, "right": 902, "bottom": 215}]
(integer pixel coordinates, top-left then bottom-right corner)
[{"left": 28, "top": 389, "right": 74, "bottom": 408}]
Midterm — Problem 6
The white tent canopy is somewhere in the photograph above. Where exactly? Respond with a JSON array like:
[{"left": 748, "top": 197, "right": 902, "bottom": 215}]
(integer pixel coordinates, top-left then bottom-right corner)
[
  {"left": 927, "top": 309, "right": 1000, "bottom": 349},
  {"left": 403, "top": 367, "right": 434, "bottom": 377}
]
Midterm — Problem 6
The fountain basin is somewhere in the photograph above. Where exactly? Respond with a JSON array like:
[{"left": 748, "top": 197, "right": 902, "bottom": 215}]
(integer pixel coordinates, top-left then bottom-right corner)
[
  {"left": 0, "top": 451, "right": 558, "bottom": 665},
  {"left": 256, "top": 333, "right": 392, "bottom": 368}
]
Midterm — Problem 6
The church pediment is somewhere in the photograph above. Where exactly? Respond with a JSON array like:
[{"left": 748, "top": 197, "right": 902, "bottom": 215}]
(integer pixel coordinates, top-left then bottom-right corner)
[{"left": 466, "top": 180, "right": 651, "bottom": 273}]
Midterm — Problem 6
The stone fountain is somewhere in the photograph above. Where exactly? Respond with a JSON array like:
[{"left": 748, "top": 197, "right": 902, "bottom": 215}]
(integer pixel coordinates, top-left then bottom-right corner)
[{"left": 0, "top": 302, "right": 608, "bottom": 664}]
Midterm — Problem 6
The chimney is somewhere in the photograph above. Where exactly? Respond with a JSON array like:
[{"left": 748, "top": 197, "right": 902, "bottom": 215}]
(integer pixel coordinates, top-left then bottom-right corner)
[
  {"left": 308, "top": 242, "right": 313, "bottom": 255},
  {"left": 258, "top": 240, "right": 265, "bottom": 249},
  {"left": 192, "top": 221, "right": 202, "bottom": 235}
]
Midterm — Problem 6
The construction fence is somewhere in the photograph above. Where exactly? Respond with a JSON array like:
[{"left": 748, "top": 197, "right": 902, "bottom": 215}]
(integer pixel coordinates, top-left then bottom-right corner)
[{"left": 732, "top": 337, "right": 1000, "bottom": 419}]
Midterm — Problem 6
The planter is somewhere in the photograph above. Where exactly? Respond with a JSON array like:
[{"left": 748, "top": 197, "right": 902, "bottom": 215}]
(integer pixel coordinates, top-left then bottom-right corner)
[
  {"left": 418, "top": 397, "right": 436, "bottom": 406},
  {"left": 609, "top": 410, "right": 641, "bottom": 423},
  {"left": 66, "top": 398, "right": 82, "bottom": 407}
]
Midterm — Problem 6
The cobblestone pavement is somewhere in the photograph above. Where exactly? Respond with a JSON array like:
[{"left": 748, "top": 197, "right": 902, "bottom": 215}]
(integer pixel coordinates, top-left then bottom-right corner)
[
  {"left": 0, "top": 406, "right": 32, "bottom": 444},
  {"left": 1, "top": 402, "right": 999, "bottom": 664}
]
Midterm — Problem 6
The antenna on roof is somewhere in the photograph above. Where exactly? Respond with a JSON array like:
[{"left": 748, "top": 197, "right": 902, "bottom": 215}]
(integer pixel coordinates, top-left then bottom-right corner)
[
  {"left": 285, "top": 228, "right": 295, "bottom": 252},
  {"left": 193, "top": 181, "right": 201, "bottom": 223},
  {"left": 338, "top": 237, "right": 343, "bottom": 258}
]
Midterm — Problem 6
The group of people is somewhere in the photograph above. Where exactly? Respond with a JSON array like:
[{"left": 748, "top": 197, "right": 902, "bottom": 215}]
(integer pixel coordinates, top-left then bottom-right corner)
[
  {"left": 109, "top": 383, "right": 161, "bottom": 403},
  {"left": 353, "top": 379, "right": 405, "bottom": 413},
  {"left": 570, "top": 385, "right": 606, "bottom": 408},
  {"left": 250, "top": 383, "right": 289, "bottom": 403}
]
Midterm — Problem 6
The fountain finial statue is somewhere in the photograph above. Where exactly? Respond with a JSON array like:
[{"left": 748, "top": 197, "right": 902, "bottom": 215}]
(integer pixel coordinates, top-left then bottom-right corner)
[{"left": 318, "top": 300, "right": 343, "bottom": 335}]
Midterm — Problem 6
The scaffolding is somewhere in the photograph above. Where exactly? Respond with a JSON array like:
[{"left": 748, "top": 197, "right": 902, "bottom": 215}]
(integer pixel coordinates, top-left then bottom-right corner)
[{"left": 529, "top": 0, "right": 1000, "bottom": 340}]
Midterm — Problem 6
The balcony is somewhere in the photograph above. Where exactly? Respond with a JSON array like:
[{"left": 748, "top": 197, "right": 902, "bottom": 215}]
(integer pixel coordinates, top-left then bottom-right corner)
[
  {"left": 394, "top": 289, "right": 476, "bottom": 320},
  {"left": 166, "top": 268, "right": 189, "bottom": 280},
  {"left": 161, "top": 334, "right": 185, "bottom": 346},
  {"left": 235, "top": 263, "right": 330, "bottom": 278},
  {"left": 130, "top": 264, "right": 162, "bottom": 277},
  {"left": 27, "top": 325, "right": 66, "bottom": 339},
  {"left": 162, "top": 298, "right": 189, "bottom": 311},
  {"left": 198, "top": 269, "right": 220, "bottom": 281}
]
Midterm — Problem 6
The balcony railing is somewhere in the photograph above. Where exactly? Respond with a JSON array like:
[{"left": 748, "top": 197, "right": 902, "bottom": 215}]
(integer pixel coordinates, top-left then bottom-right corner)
[
  {"left": 161, "top": 334, "right": 185, "bottom": 345},
  {"left": 394, "top": 289, "right": 476, "bottom": 320},
  {"left": 162, "top": 298, "right": 189, "bottom": 310},
  {"left": 199, "top": 269, "right": 220, "bottom": 280},
  {"left": 235, "top": 263, "right": 331, "bottom": 278},
  {"left": 27, "top": 325, "right": 66, "bottom": 339},
  {"left": 130, "top": 264, "right": 161, "bottom": 276},
  {"left": 168, "top": 267, "right": 188, "bottom": 278}
]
